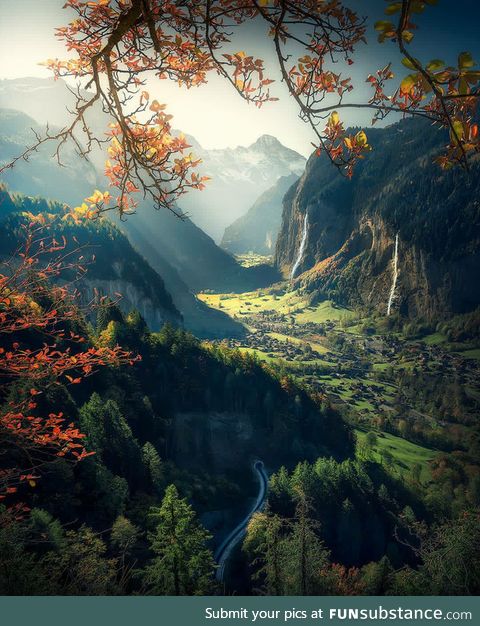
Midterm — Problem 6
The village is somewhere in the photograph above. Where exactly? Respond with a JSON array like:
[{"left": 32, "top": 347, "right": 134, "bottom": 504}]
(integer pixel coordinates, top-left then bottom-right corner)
[{"left": 211, "top": 303, "right": 480, "bottom": 432}]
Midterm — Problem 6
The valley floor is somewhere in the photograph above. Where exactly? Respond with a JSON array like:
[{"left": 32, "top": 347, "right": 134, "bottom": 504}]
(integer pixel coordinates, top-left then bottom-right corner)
[{"left": 199, "top": 286, "right": 480, "bottom": 483}]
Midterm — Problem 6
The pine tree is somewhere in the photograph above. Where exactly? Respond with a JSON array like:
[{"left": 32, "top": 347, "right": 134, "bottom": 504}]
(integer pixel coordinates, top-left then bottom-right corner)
[
  {"left": 361, "top": 556, "right": 393, "bottom": 595},
  {"left": 79, "top": 394, "right": 141, "bottom": 480},
  {"left": 111, "top": 515, "right": 140, "bottom": 556},
  {"left": 269, "top": 466, "right": 292, "bottom": 515},
  {"left": 336, "top": 498, "right": 361, "bottom": 565},
  {"left": 142, "top": 442, "right": 163, "bottom": 494},
  {"left": 247, "top": 511, "right": 286, "bottom": 595},
  {"left": 284, "top": 491, "right": 330, "bottom": 595},
  {"left": 96, "top": 299, "right": 124, "bottom": 333},
  {"left": 144, "top": 485, "right": 215, "bottom": 595},
  {"left": 127, "top": 309, "right": 148, "bottom": 338}
]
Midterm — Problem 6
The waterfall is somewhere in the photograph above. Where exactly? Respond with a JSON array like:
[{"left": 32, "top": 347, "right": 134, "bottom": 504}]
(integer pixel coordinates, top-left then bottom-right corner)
[
  {"left": 290, "top": 213, "right": 308, "bottom": 280},
  {"left": 386, "top": 233, "right": 399, "bottom": 316}
]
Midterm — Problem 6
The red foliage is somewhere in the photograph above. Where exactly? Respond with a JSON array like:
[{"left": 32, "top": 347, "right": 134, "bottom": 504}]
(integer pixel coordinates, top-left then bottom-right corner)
[
  {"left": 1, "top": 1, "right": 478, "bottom": 211},
  {"left": 0, "top": 214, "right": 139, "bottom": 503}
]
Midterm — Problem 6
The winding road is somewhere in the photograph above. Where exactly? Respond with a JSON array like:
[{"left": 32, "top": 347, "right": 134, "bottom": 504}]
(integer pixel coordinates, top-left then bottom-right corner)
[{"left": 214, "top": 460, "right": 268, "bottom": 582}]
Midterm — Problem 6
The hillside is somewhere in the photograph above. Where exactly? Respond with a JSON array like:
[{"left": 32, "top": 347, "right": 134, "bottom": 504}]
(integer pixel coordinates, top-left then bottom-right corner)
[
  {"left": 221, "top": 173, "right": 298, "bottom": 255},
  {"left": 0, "top": 272, "right": 354, "bottom": 593},
  {"left": 0, "top": 187, "right": 181, "bottom": 330},
  {"left": 117, "top": 201, "right": 279, "bottom": 296},
  {"left": 2, "top": 0, "right": 480, "bottom": 600},
  {"left": 117, "top": 215, "right": 247, "bottom": 338},
  {"left": 0, "top": 77, "right": 305, "bottom": 243},
  {"left": 275, "top": 118, "right": 480, "bottom": 320}
]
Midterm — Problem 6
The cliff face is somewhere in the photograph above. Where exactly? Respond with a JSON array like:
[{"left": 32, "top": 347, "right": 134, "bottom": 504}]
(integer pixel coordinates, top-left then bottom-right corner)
[
  {"left": 78, "top": 275, "right": 179, "bottom": 331},
  {"left": 275, "top": 118, "right": 480, "bottom": 319}
]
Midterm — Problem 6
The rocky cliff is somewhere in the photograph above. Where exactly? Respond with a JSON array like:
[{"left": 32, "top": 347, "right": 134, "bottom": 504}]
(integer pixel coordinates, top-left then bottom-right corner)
[{"left": 275, "top": 118, "right": 480, "bottom": 320}]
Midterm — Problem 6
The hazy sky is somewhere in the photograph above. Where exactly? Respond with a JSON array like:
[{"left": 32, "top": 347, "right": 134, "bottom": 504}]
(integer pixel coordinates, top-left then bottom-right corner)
[{"left": 1, "top": 0, "right": 479, "bottom": 156}]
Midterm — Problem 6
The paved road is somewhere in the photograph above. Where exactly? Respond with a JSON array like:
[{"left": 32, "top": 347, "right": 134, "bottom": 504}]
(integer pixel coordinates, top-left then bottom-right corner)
[{"left": 214, "top": 460, "right": 268, "bottom": 582}]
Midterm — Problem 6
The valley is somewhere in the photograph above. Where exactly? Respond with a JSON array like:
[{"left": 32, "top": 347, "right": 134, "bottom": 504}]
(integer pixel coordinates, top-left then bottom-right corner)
[
  {"left": 1, "top": 70, "right": 479, "bottom": 596},
  {"left": 199, "top": 285, "right": 480, "bottom": 483}
]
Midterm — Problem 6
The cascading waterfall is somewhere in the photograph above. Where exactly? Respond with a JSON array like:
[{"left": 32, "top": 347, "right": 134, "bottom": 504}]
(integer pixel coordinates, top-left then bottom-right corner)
[
  {"left": 386, "top": 233, "right": 399, "bottom": 316},
  {"left": 290, "top": 212, "right": 308, "bottom": 280}
]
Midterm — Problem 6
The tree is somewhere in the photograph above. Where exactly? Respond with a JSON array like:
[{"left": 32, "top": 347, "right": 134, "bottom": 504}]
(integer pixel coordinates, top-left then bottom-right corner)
[
  {"left": 79, "top": 394, "right": 141, "bottom": 479},
  {"left": 336, "top": 498, "right": 361, "bottom": 565},
  {"left": 144, "top": 484, "right": 215, "bottom": 595},
  {"left": 244, "top": 510, "right": 286, "bottom": 595},
  {"left": 0, "top": 507, "right": 46, "bottom": 595},
  {"left": 2, "top": 1, "right": 478, "bottom": 217},
  {"left": 111, "top": 514, "right": 141, "bottom": 589},
  {"left": 361, "top": 556, "right": 393, "bottom": 595},
  {"left": 391, "top": 511, "right": 480, "bottom": 595},
  {"left": 0, "top": 215, "right": 138, "bottom": 503},
  {"left": 96, "top": 298, "right": 124, "bottom": 334},
  {"left": 141, "top": 441, "right": 163, "bottom": 493},
  {"left": 127, "top": 309, "right": 149, "bottom": 339},
  {"left": 284, "top": 491, "right": 329, "bottom": 595},
  {"left": 111, "top": 515, "right": 140, "bottom": 556},
  {"left": 43, "top": 525, "right": 119, "bottom": 595},
  {"left": 365, "top": 431, "right": 378, "bottom": 449},
  {"left": 269, "top": 465, "right": 292, "bottom": 515}
]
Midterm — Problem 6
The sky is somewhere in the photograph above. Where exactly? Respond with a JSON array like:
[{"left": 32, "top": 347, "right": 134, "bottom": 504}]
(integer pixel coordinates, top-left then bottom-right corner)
[{"left": 1, "top": 0, "right": 480, "bottom": 156}]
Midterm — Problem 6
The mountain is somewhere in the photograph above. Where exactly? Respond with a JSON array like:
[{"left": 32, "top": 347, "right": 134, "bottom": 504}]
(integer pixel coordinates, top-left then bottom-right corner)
[
  {"left": 275, "top": 117, "right": 480, "bottom": 320},
  {"left": 0, "top": 80, "right": 275, "bottom": 335},
  {"left": 0, "top": 110, "right": 245, "bottom": 337},
  {"left": 0, "top": 76, "right": 106, "bottom": 169},
  {"left": 0, "top": 77, "right": 97, "bottom": 129},
  {"left": 221, "top": 173, "right": 298, "bottom": 255},
  {"left": 0, "top": 187, "right": 181, "bottom": 330},
  {"left": 179, "top": 134, "right": 306, "bottom": 241},
  {"left": 0, "top": 108, "right": 100, "bottom": 206},
  {"left": 0, "top": 77, "right": 305, "bottom": 243},
  {"left": 116, "top": 214, "right": 247, "bottom": 338}
]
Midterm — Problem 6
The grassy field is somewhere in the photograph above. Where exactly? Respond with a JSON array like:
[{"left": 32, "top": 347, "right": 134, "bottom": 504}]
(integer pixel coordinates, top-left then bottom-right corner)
[
  {"left": 355, "top": 428, "right": 436, "bottom": 481},
  {"left": 317, "top": 375, "right": 394, "bottom": 413},
  {"left": 372, "top": 362, "right": 391, "bottom": 372},
  {"left": 237, "top": 347, "right": 278, "bottom": 363},
  {"left": 422, "top": 332, "right": 447, "bottom": 346},
  {"left": 199, "top": 290, "right": 351, "bottom": 324},
  {"left": 267, "top": 331, "right": 331, "bottom": 354},
  {"left": 295, "top": 301, "right": 354, "bottom": 324},
  {"left": 457, "top": 348, "right": 480, "bottom": 360}
]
